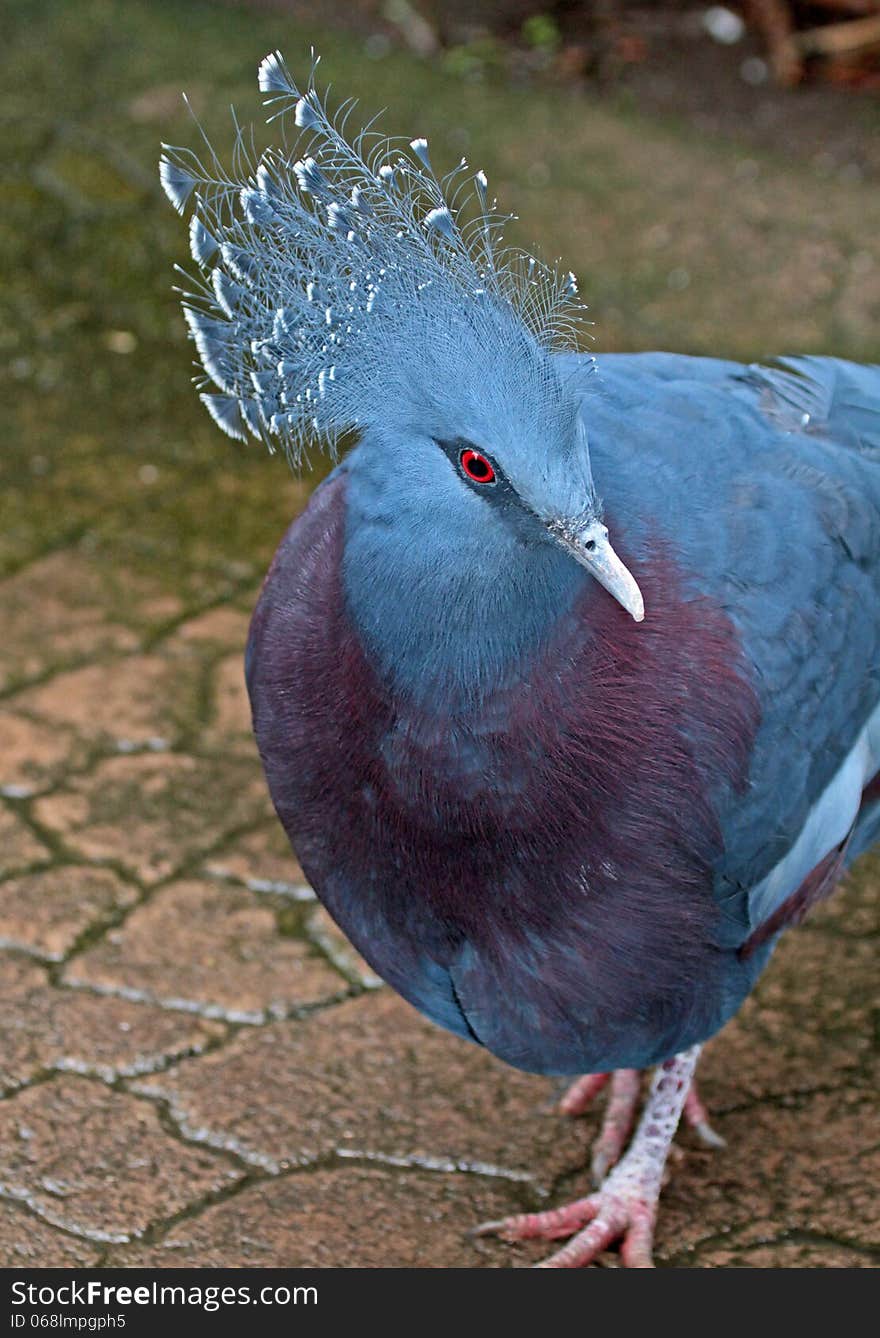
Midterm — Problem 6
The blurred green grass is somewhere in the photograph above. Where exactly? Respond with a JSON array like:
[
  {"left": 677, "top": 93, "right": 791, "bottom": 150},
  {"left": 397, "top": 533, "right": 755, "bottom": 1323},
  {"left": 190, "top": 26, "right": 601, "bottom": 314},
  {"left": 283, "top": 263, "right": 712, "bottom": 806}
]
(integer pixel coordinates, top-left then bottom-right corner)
[{"left": 2, "top": 0, "right": 879, "bottom": 602}]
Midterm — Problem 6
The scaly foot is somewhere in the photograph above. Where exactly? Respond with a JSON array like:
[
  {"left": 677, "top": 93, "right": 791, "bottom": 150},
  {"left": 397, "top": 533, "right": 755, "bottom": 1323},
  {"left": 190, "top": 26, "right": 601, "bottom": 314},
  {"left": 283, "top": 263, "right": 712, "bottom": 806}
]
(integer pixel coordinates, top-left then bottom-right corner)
[
  {"left": 476, "top": 1046, "right": 703, "bottom": 1267},
  {"left": 560, "top": 1062, "right": 724, "bottom": 1182}
]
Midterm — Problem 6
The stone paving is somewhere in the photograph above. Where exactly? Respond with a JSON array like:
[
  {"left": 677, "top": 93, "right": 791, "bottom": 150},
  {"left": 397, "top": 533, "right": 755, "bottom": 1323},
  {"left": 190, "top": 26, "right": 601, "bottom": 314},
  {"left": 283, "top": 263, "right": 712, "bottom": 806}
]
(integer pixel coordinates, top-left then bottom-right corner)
[
  {"left": 3, "top": 0, "right": 879, "bottom": 1272},
  {"left": 0, "top": 545, "right": 877, "bottom": 1268}
]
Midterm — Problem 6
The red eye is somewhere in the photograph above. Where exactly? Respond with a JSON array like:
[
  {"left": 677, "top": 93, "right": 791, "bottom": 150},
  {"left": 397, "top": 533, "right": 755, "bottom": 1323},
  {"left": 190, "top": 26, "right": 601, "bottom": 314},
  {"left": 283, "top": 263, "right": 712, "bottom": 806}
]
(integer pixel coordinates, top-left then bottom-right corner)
[{"left": 460, "top": 449, "right": 496, "bottom": 484}]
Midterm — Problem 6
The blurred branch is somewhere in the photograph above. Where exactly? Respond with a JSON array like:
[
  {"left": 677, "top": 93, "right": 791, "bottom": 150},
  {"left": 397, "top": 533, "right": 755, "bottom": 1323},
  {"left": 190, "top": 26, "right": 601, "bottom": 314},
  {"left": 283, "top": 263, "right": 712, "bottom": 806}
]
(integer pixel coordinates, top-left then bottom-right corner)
[
  {"left": 743, "top": 0, "right": 802, "bottom": 84},
  {"left": 804, "top": 0, "right": 880, "bottom": 12},
  {"left": 795, "top": 12, "right": 880, "bottom": 55},
  {"left": 383, "top": 0, "right": 439, "bottom": 58}
]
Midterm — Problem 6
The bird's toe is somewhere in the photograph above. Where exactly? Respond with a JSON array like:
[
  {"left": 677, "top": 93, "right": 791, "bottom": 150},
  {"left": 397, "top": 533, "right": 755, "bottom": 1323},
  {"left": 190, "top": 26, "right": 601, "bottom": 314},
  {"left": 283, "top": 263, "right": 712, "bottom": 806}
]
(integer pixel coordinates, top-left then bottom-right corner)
[
  {"left": 473, "top": 1196, "right": 599, "bottom": 1244},
  {"left": 589, "top": 1068, "right": 642, "bottom": 1184},
  {"left": 558, "top": 1071, "right": 609, "bottom": 1116},
  {"left": 531, "top": 1196, "right": 656, "bottom": 1269}
]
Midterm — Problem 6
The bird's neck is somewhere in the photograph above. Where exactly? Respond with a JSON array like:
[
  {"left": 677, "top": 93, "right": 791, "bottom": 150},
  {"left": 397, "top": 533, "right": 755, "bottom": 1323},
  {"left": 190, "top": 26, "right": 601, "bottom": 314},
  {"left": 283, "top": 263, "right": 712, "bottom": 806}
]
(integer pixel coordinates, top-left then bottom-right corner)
[{"left": 341, "top": 460, "right": 588, "bottom": 706}]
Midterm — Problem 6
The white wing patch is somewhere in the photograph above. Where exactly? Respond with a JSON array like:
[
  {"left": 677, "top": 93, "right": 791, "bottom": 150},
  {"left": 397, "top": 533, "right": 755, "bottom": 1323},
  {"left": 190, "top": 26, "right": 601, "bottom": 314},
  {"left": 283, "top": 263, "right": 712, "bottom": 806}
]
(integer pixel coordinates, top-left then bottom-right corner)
[{"left": 748, "top": 696, "right": 880, "bottom": 929}]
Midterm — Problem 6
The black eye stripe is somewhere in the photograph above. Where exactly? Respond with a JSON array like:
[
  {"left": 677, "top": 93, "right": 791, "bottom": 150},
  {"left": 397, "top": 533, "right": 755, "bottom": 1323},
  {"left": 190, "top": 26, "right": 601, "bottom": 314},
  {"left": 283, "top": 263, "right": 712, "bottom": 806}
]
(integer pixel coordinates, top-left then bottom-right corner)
[{"left": 432, "top": 437, "right": 505, "bottom": 490}]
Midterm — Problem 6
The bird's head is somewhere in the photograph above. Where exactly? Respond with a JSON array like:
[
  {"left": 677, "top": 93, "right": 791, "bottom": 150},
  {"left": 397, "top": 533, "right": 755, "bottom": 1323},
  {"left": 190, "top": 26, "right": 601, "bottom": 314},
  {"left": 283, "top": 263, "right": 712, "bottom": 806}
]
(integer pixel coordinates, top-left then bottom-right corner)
[
  {"left": 431, "top": 432, "right": 644, "bottom": 624},
  {"left": 160, "top": 50, "right": 643, "bottom": 623},
  {"left": 350, "top": 296, "right": 645, "bottom": 622}
]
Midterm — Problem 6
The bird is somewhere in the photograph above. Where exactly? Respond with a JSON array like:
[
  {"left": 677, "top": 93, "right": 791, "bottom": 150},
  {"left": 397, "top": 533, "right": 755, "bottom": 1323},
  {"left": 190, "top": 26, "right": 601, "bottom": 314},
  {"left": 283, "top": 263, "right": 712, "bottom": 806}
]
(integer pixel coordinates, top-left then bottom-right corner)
[{"left": 160, "top": 51, "right": 880, "bottom": 1268}]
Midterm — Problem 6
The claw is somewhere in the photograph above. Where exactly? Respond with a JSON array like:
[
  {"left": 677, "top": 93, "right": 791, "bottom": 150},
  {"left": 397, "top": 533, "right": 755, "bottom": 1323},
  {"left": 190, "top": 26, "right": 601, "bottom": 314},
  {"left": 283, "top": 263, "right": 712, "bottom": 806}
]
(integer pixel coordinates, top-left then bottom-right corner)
[
  {"left": 683, "top": 1082, "right": 726, "bottom": 1148},
  {"left": 590, "top": 1149, "right": 613, "bottom": 1185},
  {"left": 691, "top": 1119, "right": 726, "bottom": 1149},
  {"left": 474, "top": 1197, "right": 598, "bottom": 1243}
]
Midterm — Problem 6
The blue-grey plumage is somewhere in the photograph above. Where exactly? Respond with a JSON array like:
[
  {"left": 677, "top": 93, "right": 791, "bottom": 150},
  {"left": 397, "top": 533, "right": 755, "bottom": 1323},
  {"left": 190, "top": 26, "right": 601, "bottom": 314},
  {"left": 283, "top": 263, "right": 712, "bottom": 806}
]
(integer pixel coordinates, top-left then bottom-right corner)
[
  {"left": 162, "top": 51, "right": 880, "bottom": 1267},
  {"left": 565, "top": 352, "right": 880, "bottom": 912}
]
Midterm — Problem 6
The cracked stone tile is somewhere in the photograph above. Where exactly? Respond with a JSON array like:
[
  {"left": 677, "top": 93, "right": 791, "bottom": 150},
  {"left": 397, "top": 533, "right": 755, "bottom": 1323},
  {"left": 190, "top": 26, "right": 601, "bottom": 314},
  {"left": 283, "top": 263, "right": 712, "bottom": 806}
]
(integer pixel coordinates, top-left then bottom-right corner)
[
  {"left": 134, "top": 595, "right": 186, "bottom": 623},
  {"left": 15, "top": 654, "right": 202, "bottom": 751},
  {"left": 0, "top": 805, "right": 51, "bottom": 877},
  {"left": 692, "top": 1236, "right": 875, "bottom": 1268},
  {"left": 654, "top": 1088, "right": 879, "bottom": 1264},
  {"left": 131, "top": 992, "right": 586, "bottom": 1189},
  {"left": 62, "top": 879, "right": 345, "bottom": 1023},
  {"left": 810, "top": 850, "right": 880, "bottom": 940},
  {"left": 202, "top": 652, "right": 256, "bottom": 756},
  {"left": 0, "top": 956, "right": 225, "bottom": 1092},
  {"left": 0, "top": 865, "right": 138, "bottom": 961},
  {"left": 0, "top": 551, "right": 139, "bottom": 691},
  {"left": 698, "top": 907, "right": 876, "bottom": 1113},
  {"left": 173, "top": 606, "right": 251, "bottom": 647},
  {"left": 203, "top": 823, "right": 310, "bottom": 897},
  {"left": 0, "top": 1199, "right": 100, "bottom": 1267},
  {"left": 107, "top": 1166, "right": 526, "bottom": 1268},
  {"left": 33, "top": 752, "right": 270, "bottom": 882},
  {"left": 0, "top": 1076, "right": 242, "bottom": 1242},
  {"left": 0, "top": 712, "right": 83, "bottom": 796}
]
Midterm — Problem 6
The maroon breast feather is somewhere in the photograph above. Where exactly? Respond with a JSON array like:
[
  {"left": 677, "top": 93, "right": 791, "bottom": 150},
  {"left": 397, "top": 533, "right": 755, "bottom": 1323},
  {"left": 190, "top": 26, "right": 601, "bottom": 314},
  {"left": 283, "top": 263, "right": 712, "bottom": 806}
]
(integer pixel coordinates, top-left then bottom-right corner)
[{"left": 250, "top": 474, "right": 765, "bottom": 1070}]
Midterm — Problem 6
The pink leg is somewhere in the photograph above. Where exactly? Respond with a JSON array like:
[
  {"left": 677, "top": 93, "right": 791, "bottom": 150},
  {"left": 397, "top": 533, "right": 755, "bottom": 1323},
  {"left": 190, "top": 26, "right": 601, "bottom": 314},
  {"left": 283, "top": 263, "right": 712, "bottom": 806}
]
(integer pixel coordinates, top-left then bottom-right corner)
[
  {"left": 476, "top": 1045, "right": 702, "bottom": 1268},
  {"left": 559, "top": 1067, "right": 644, "bottom": 1180},
  {"left": 590, "top": 1068, "right": 641, "bottom": 1183},
  {"left": 558, "top": 1070, "right": 608, "bottom": 1116},
  {"left": 561, "top": 1066, "right": 724, "bottom": 1166}
]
